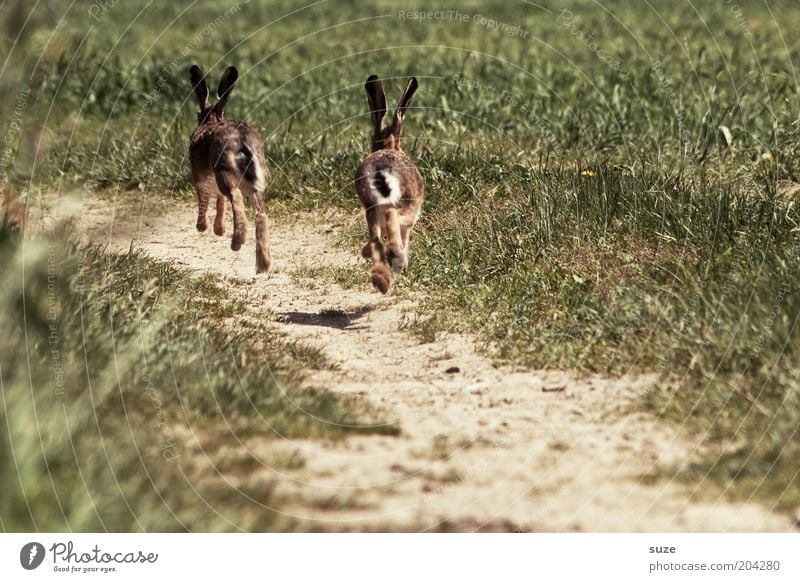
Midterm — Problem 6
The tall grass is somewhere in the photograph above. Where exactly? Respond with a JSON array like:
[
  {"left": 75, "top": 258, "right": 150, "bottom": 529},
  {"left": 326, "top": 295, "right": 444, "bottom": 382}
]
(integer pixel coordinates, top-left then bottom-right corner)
[{"left": 10, "top": 0, "right": 799, "bottom": 194}]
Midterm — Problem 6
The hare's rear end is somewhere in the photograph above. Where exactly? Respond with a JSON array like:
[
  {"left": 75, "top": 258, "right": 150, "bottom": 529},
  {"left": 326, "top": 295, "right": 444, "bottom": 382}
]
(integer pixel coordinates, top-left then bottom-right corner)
[
  {"left": 188, "top": 65, "right": 270, "bottom": 274},
  {"left": 355, "top": 75, "right": 424, "bottom": 293}
]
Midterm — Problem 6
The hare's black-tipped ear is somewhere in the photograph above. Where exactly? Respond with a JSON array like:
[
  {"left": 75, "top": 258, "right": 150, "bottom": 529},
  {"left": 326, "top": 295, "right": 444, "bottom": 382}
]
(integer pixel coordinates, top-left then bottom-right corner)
[
  {"left": 365, "top": 74, "right": 387, "bottom": 130},
  {"left": 189, "top": 65, "right": 209, "bottom": 108},
  {"left": 394, "top": 76, "right": 418, "bottom": 125},
  {"left": 215, "top": 66, "right": 238, "bottom": 114}
]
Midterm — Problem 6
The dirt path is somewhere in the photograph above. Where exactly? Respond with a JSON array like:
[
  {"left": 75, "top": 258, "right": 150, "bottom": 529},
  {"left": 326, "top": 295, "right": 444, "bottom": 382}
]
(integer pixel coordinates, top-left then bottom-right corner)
[{"left": 66, "top": 192, "right": 791, "bottom": 532}]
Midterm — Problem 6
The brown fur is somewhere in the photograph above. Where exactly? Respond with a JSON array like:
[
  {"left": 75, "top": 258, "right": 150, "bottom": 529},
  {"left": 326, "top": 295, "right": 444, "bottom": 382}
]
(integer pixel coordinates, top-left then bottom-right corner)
[
  {"left": 354, "top": 75, "right": 425, "bottom": 293},
  {"left": 1, "top": 186, "right": 25, "bottom": 232},
  {"left": 372, "top": 263, "right": 392, "bottom": 294},
  {"left": 188, "top": 65, "right": 270, "bottom": 274},
  {"left": 254, "top": 212, "right": 270, "bottom": 273}
]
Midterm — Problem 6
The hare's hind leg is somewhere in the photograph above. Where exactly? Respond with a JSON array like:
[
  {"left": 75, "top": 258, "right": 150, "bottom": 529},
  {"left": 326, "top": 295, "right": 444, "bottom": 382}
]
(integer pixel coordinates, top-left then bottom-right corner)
[
  {"left": 361, "top": 207, "right": 382, "bottom": 258},
  {"left": 193, "top": 172, "right": 215, "bottom": 232},
  {"left": 401, "top": 224, "right": 412, "bottom": 252},
  {"left": 384, "top": 207, "right": 406, "bottom": 273},
  {"left": 214, "top": 168, "right": 247, "bottom": 251},
  {"left": 400, "top": 214, "right": 417, "bottom": 258},
  {"left": 242, "top": 182, "right": 270, "bottom": 274},
  {"left": 399, "top": 208, "right": 420, "bottom": 264},
  {"left": 366, "top": 206, "right": 391, "bottom": 293},
  {"left": 213, "top": 194, "right": 226, "bottom": 236}
]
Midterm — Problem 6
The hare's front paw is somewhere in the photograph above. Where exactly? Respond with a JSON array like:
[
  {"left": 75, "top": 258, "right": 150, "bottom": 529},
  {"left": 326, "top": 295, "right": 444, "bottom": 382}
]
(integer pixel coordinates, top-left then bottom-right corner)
[
  {"left": 361, "top": 242, "right": 372, "bottom": 259},
  {"left": 256, "top": 257, "right": 270, "bottom": 274},
  {"left": 387, "top": 248, "right": 407, "bottom": 274},
  {"left": 231, "top": 231, "right": 245, "bottom": 251}
]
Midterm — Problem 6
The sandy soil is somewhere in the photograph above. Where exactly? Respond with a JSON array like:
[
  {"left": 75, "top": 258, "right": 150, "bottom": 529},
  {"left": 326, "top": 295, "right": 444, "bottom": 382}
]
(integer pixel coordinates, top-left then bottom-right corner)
[{"left": 57, "top": 191, "right": 793, "bottom": 532}]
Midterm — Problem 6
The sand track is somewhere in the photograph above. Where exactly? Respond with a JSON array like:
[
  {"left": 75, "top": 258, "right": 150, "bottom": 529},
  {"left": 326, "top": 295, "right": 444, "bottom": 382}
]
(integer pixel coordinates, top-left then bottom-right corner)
[{"left": 68, "top": 193, "right": 791, "bottom": 532}]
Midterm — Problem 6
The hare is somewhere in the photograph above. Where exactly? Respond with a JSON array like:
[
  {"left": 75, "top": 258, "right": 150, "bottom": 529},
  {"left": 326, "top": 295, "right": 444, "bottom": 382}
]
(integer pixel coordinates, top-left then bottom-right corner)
[
  {"left": 188, "top": 64, "right": 270, "bottom": 274},
  {"left": 355, "top": 75, "right": 424, "bottom": 294}
]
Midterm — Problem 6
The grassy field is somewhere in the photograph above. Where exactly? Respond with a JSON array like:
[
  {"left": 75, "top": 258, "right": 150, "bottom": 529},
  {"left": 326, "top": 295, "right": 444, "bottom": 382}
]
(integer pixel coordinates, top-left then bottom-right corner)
[{"left": 2, "top": 0, "right": 799, "bottom": 528}]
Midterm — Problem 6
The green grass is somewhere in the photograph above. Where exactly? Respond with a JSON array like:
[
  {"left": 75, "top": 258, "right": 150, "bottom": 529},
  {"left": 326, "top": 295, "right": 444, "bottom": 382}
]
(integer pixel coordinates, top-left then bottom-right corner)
[
  {"left": 2, "top": 0, "right": 800, "bottom": 519},
  {"left": 9, "top": 0, "right": 800, "bottom": 200},
  {"left": 0, "top": 224, "right": 395, "bottom": 531}
]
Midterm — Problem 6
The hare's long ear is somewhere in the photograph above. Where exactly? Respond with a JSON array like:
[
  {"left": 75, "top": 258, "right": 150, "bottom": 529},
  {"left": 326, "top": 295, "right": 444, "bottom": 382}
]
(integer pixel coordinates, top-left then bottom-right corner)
[
  {"left": 365, "top": 74, "right": 387, "bottom": 130},
  {"left": 214, "top": 66, "right": 238, "bottom": 116},
  {"left": 392, "top": 77, "right": 418, "bottom": 127},
  {"left": 189, "top": 65, "right": 209, "bottom": 109}
]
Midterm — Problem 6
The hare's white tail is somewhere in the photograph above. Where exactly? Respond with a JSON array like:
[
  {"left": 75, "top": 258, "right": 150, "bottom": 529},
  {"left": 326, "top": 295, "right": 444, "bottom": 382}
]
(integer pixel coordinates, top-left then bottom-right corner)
[{"left": 369, "top": 169, "right": 401, "bottom": 206}]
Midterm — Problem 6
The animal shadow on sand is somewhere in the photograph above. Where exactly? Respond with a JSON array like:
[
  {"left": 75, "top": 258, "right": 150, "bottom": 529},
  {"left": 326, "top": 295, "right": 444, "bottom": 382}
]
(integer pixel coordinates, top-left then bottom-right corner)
[{"left": 278, "top": 305, "right": 375, "bottom": 330}]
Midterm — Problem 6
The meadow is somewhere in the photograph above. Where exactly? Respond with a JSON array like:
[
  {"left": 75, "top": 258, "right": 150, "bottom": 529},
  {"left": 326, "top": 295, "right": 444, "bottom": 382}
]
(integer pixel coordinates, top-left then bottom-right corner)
[{"left": 1, "top": 0, "right": 799, "bottom": 529}]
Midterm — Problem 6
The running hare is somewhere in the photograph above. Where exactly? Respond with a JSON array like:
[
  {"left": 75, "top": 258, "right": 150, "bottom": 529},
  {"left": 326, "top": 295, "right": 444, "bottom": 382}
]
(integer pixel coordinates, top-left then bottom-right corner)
[
  {"left": 188, "top": 64, "right": 270, "bottom": 274},
  {"left": 355, "top": 75, "right": 424, "bottom": 293}
]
